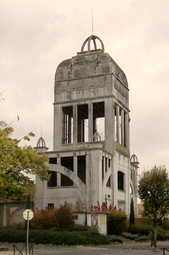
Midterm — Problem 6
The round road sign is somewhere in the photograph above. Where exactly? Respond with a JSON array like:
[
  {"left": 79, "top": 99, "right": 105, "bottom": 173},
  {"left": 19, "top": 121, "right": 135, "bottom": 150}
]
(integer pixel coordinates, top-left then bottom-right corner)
[{"left": 23, "top": 209, "right": 34, "bottom": 220}]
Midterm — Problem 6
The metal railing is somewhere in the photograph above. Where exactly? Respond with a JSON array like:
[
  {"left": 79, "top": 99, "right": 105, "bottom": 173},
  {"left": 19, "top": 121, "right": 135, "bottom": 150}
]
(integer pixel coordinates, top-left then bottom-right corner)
[
  {"left": 13, "top": 242, "right": 33, "bottom": 255},
  {"left": 162, "top": 248, "right": 169, "bottom": 255}
]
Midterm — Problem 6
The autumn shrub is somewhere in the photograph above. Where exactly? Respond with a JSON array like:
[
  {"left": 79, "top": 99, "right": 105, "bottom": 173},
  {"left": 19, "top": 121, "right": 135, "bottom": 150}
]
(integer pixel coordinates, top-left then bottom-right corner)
[
  {"left": 31, "top": 207, "right": 56, "bottom": 229},
  {"left": 107, "top": 209, "right": 127, "bottom": 235},
  {"left": 31, "top": 203, "right": 74, "bottom": 230},
  {"left": 53, "top": 204, "right": 74, "bottom": 229}
]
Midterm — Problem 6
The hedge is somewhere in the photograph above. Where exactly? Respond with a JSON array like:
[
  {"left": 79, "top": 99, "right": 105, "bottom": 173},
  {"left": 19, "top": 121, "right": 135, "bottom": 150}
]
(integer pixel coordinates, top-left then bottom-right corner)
[
  {"left": 128, "top": 224, "right": 152, "bottom": 236},
  {"left": 0, "top": 229, "right": 110, "bottom": 245},
  {"left": 107, "top": 210, "right": 127, "bottom": 235}
]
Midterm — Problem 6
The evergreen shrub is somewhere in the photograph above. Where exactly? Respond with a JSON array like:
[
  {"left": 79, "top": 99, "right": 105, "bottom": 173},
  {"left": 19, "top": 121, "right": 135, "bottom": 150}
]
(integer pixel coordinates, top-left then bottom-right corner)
[
  {"left": 107, "top": 209, "right": 127, "bottom": 235},
  {"left": 128, "top": 224, "right": 151, "bottom": 236},
  {"left": 0, "top": 229, "right": 110, "bottom": 245}
]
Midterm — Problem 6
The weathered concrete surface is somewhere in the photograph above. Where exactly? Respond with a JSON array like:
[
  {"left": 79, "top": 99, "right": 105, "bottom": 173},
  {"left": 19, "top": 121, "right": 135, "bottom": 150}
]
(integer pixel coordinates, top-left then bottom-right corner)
[{"left": 35, "top": 35, "right": 139, "bottom": 217}]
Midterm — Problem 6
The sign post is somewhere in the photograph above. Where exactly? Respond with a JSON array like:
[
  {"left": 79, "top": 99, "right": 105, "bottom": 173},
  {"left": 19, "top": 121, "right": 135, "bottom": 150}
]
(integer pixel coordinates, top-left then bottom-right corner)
[{"left": 23, "top": 209, "right": 34, "bottom": 255}]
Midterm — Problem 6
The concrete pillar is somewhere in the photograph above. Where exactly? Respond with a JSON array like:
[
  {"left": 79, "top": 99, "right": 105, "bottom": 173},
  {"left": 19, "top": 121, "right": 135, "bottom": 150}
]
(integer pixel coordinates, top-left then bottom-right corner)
[
  {"left": 3, "top": 203, "right": 7, "bottom": 227},
  {"left": 73, "top": 105, "right": 77, "bottom": 147},
  {"left": 85, "top": 154, "right": 91, "bottom": 204},
  {"left": 116, "top": 105, "right": 119, "bottom": 143},
  {"left": 73, "top": 156, "right": 77, "bottom": 176},
  {"left": 125, "top": 113, "right": 129, "bottom": 148},
  {"left": 57, "top": 157, "right": 61, "bottom": 186},
  {"left": 88, "top": 102, "right": 93, "bottom": 142},
  {"left": 53, "top": 105, "right": 62, "bottom": 150},
  {"left": 121, "top": 109, "right": 124, "bottom": 146}
]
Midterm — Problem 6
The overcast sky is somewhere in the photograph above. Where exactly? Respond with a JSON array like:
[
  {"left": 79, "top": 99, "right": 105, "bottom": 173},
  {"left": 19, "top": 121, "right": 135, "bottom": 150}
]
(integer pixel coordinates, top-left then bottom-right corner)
[{"left": 1, "top": 0, "right": 169, "bottom": 174}]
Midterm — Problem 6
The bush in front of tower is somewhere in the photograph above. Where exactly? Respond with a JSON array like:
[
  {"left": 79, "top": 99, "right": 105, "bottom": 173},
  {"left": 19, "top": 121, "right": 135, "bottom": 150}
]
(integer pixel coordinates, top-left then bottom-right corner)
[
  {"left": 31, "top": 202, "right": 74, "bottom": 230},
  {"left": 107, "top": 208, "right": 127, "bottom": 235}
]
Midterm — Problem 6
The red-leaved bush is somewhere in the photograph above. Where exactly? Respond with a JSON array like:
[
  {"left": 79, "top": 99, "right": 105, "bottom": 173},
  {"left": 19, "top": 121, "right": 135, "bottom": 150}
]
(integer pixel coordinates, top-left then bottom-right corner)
[{"left": 32, "top": 202, "right": 74, "bottom": 230}]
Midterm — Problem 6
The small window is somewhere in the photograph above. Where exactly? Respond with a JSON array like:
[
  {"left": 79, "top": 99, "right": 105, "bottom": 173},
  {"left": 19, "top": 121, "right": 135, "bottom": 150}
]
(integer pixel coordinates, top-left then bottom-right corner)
[
  {"left": 49, "top": 157, "right": 57, "bottom": 164},
  {"left": 48, "top": 203, "right": 54, "bottom": 209}
]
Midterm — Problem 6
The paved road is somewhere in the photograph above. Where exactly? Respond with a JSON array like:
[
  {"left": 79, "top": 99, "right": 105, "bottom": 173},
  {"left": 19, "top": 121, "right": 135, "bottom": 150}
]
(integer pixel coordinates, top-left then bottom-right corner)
[{"left": 0, "top": 241, "right": 168, "bottom": 255}]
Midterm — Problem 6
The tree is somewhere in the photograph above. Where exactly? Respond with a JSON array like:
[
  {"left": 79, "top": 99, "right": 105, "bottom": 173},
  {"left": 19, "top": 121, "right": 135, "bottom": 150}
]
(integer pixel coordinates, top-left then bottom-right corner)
[
  {"left": 138, "top": 165, "right": 169, "bottom": 247},
  {"left": 0, "top": 121, "right": 49, "bottom": 201},
  {"left": 130, "top": 198, "right": 135, "bottom": 226}
]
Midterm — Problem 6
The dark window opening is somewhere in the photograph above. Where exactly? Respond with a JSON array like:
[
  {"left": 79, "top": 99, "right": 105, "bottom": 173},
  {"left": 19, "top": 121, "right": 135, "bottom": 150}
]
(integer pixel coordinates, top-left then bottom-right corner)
[
  {"left": 49, "top": 157, "right": 57, "bottom": 164},
  {"left": 77, "top": 104, "right": 88, "bottom": 143},
  {"left": 119, "top": 108, "right": 122, "bottom": 144},
  {"left": 78, "top": 155, "right": 86, "bottom": 184},
  {"left": 102, "top": 156, "right": 104, "bottom": 180},
  {"left": 61, "top": 157, "right": 73, "bottom": 171},
  {"left": 61, "top": 174, "right": 73, "bottom": 186},
  {"left": 62, "top": 106, "right": 73, "bottom": 144},
  {"left": 48, "top": 203, "right": 54, "bottom": 209},
  {"left": 118, "top": 171, "right": 124, "bottom": 190},
  {"left": 108, "top": 158, "right": 111, "bottom": 168},
  {"left": 106, "top": 175, "right": 111, "bottom": 187},
  {"left": 48, "top": 171, "right": 57, "bottom": 187},
  {"left": 93, "top": 102, "right": 105, "bottom": 141},
  {"left": 105, "top": 158, "right": 107, "bottom": 172}
]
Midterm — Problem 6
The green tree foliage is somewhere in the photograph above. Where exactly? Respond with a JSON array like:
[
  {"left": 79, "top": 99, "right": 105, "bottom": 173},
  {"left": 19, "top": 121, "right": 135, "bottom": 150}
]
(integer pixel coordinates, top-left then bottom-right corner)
[
  {"left": 0, "top": 121, "right": 49, "bottom": 201},
  {"left": 138, "top": 165, "right": 169, "bottom": 247},
  {"left": 74, "top": 197, "right": 88, "bottom": 212},
  {"left": 130, "top": 198, "right": 135, "bottom": 226}
]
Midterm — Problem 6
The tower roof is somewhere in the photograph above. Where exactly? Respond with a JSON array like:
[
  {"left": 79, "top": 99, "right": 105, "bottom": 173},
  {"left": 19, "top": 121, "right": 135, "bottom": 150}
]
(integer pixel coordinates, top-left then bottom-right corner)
[{"left": 55, "top": 35, "right": 128, "bottom": 91}]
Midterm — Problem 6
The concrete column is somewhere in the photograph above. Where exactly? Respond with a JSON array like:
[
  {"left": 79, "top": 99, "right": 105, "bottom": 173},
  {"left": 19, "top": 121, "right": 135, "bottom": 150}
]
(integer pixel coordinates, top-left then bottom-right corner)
[
  {"left": 73, "top": 156, "right": 77, "bottom": 176},
  {"left": 116, "top": 105, "right": 119, "bottom": 143},
  {"left": 102, "top": 156, "right": 105, "bottom": 180},
  {"left": 88, "top": 102, "right": 93, "bottom": 142},
  {"left": 53, "top": 105, "right": 62, "bottom": 150},
  {"left": 85, "top": 154, "right": 91, "bottom": 204},
  {"left": 121, "top": 109, "right": 124, "bottom": 146},
  {"left": 105, "top": 98, "right": 114, "bottom": 152},
  {"left": 3, "top": 203, "right": 7, "bottom": 227},
  {"left": 125, "top": 113, "right": 129, "bottom": 148},
  {"left": 73, "top": 105, "right": 77, "bottom": 147},
  {"left": 57, "top": 157, "right": 61, "bottom": 186}
]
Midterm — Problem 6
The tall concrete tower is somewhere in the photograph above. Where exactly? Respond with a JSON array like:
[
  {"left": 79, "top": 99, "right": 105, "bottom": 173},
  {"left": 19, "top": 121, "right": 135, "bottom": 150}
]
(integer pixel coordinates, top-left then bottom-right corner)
[{"left": 35, "top": 35, "right": 138, "bottom": 215}]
